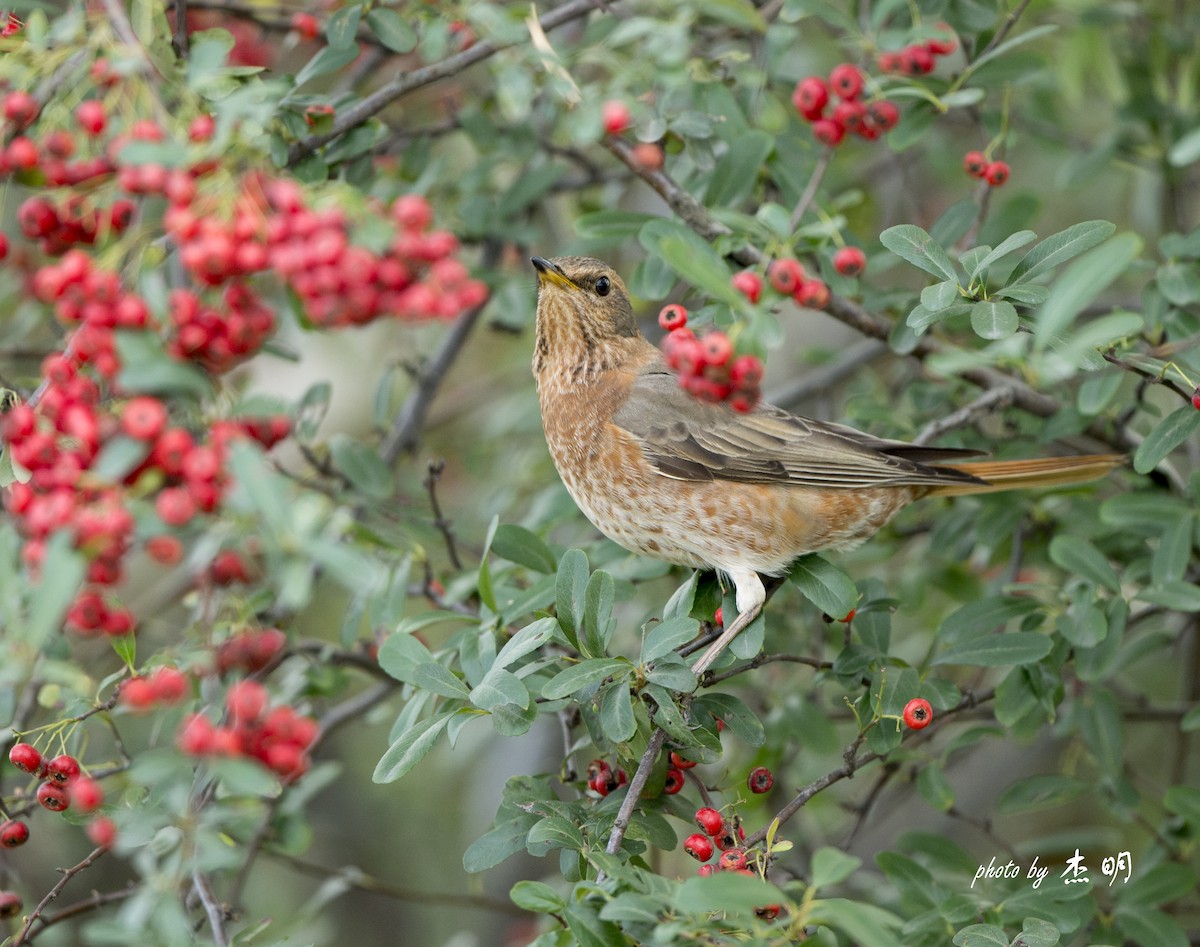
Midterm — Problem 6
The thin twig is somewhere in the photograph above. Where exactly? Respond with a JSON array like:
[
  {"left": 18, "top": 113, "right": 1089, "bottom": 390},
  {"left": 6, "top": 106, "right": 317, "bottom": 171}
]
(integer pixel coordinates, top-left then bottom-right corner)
[
  {"left": 604, "top": 727, "right": 668, "bottom": 858},
  {"left": 380, "top": 240, "right": 501, "bottom": 462},
  {"left": 424, "top": 459, "right": 463, "bottom": 571},
  {"left": 978, "top": 0, "right": 1035, "bottom": 58},
  {"left": 769, "top": 339, "right": 888, "bottom": 412},
  {"left": 12, "top": 846, "right": 109, "bottom": 945},
  {"left": 913, "top": 385, "right": 1015, "bottom": 445},
  {"left": 288, "top": 0, "right": 611, "bottom": 165},
  {"left": 191, "top": 869, "right": 230, "bottom": 947},
  {"left": 789, "top": 148, "right": 834, "bottom": 230},
  {"left": 701, "top": 651, "right": 832, "bottom": 687}
]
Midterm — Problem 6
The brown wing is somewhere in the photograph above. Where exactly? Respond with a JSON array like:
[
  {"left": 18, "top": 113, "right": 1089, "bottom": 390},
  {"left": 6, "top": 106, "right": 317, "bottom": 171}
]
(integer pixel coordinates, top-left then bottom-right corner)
[{"left": 611, "top": 366, "right": 987, "bottom": 490}]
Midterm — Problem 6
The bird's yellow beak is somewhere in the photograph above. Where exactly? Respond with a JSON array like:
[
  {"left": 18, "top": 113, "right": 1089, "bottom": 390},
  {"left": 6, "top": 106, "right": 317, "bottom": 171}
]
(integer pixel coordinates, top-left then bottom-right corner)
[{"left": 531, "top": 256, "right": 578, "bottom": 291}]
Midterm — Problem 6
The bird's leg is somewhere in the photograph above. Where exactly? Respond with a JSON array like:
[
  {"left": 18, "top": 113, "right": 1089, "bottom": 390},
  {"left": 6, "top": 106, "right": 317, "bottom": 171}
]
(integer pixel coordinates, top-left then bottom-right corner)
[{"left": 690, "top": 569, "right": 765, "bottom": 677}]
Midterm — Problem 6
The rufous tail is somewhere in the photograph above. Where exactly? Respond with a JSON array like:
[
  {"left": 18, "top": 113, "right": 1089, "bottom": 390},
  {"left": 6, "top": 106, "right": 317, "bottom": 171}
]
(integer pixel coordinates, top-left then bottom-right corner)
[{"left": 927, "top": 454, "right": 1124, "bottom": 497}]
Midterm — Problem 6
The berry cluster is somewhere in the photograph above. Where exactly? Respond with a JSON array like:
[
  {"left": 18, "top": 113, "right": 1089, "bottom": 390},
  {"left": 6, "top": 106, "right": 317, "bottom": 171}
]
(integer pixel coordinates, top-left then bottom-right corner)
[
  {"left": 658, "top": 305, "right": 764, "bottom": 413},
  {"left": 5, "top": 743, "right": 113, "bottom": 850},
  {"left": 963, "top": 150, "right": 1010, "bottom": 187},
  {"left": 119, "top": 665, "right": 190, "bottom": 710},
  {"left": 684, "top": 799, "right": 781, "bottom": 917},
  {"left": 876, "top": 27, "right": 958, "bottom": 76},
  {"left": 585, "top": 758, "right": 628, "bottom": 796},
  {"left": 792, "top": 64, "right": 899, "bottom": 148},
  {"left": 177, "top": 680, "right": 317, "bottom": 782},
  {"left": 764, "top": 258, "right": 833, "bottom": 309}
]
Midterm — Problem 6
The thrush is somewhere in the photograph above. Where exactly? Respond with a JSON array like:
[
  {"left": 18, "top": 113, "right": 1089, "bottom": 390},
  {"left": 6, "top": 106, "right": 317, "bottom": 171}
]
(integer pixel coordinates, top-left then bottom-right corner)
[{"left": 531, "top": 255, "right": 1122, "bottom": 675}]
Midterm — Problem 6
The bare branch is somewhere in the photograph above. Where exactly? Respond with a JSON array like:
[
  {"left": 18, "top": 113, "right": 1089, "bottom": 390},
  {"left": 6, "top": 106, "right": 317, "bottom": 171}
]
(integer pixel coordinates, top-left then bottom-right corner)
[
  {"left": 913, "top": 385, "right": 1015, "bottom": 445},
  {"left": 12, "top": 846, "right": 109, "bottom": 945},
  {"left": 191, "top": 869, "right": 230, "bottom": 947}
]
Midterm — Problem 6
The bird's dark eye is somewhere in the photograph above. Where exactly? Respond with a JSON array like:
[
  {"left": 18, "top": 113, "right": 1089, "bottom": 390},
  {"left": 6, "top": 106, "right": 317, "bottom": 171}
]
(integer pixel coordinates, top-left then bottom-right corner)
[{"left": 595, "top": 276, "right": 611, "bottom": 297}]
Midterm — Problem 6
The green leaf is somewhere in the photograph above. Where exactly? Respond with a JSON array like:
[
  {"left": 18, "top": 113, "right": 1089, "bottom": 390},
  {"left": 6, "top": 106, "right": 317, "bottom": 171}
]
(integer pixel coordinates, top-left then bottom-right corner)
[
  {"left": 964, "top": 23, "right": 1057, "bottom": 75},
  {"left": 575, "top": 210, "right": 657, "bottom": 241},
  {"left": 1133, "top": 405, "right": 1200, "bottom": 473},
  {"left": 676, "top": 873, "right": 781, "bottom": 916},
  {"left": 970, "top": 231, "right": 1038, "bottom": 279},
  {"left": 329, "top": 434, "right": 393, "bottom": 499},
  {"left": 1152, "top": 515, "right": 1192, "bottom": 587},
  {"left": 692, "top": 692, "right": 765, "bottom": 746},
  {"left": 933, "top": 633, "right": 1052, "bottom": 667},
  {"left": 376, "top": 631, "right": 434, "bottom": 682},
  {"left": 1013, "top": 917, "right": 1061, "bottom": 947},
  {"left": 1033, "top": 233, "right": 1142, "bottom": 351},
  {"left": 917, "top": 765, "right": 955, "bottom": 812},
  {"left": 789, "top": 554, "right": 857, "bottom": 619},
  {"left": 810, "top": 847, "right": 861, "bottom": 889},
  {"left": 527, "top": 815, "right": 584, "bottom": 851},
  {"left": 994, "top": 284, "right": 1050, "bottom": 306},
  {"left": 1114, "top": 905, "right": 1189, "bottom": 947},
  {"left": 662, "top": 571, "right": 699, "bottom": 621},
  {"left": 1048, "top": 536, "right": 1121, "bottom": 592},
  {"left": 598, "top": 680, "right": 636, "bottom": 742},
  {"left": 463, "top": 818, "right": 535, "bottom": 873},
  {"left": 1167, "top": 126, "right": 1200, "bottom": 167},
  {"left": 541, "top": 658, "right": 630, "bottom": 700},
  {"left": 952, "top": 924, "right": 1009, "bottom": 947},
  {"left": 641, "top": 617, "right": 700, "bottom": 663},
  {"left": 807, "top": 899, "right": 904, "bottom": 947},
  {"left": 921, "top": 279, "right": 962, "bottom": 312},
  {"left": 644, "top": 654, "right": 697, "bottom": 693},
  {"left": 373, "top": 712, "right": 453, "bottom": 783},
  {"left": 1119, "top": 862, "right": 1196, "bottom": 908},
  {"left": 705, "top": 130, "right": 773, "bottom": 208},
  {"left": 879, "top": 225, "right": 960, "bottom": 281},
  {"left": 940, "top": 596, "right": 1041, "bottom": 639},
  {"left": 1136, "top": 581, "right": 1200, "bottom": 611},
  {"left": 26, "top": 532, "right": 86, "bottom": 646},
  {"left": 209, "top": 756, "right": 281, "bottom": 798},
  {"left": 995, "top": 774, "right": 1088, "bottom": 814},
  {"left": 581, "top": 569, "right": 615, "bottom": 658},
  {"left": 411, "top": 662, "right": 471, "bottom": 700},
  {"left": 971, "top": 300, "right": 1019, "bottom": 340},
  {"left": 364, "top": 7, "right": 417, "bottom": 52},
  {"left": 115, "top": 331, "right": 211, "bottom": 398},
  {"left": 325, "top": 4, "right": 360, "bottom": 48},
  {"left": 494, "top": 617, "right": 558, "bottom": 670},
  {"left": 294, "top": 42, "right": 361, "bottom": 89},
  {"left": 1009, "top": 219, "right": 1116, "bottom": 285},
  {"left": 1164, "top": 786, "right": 1200, "bottom": 825},
  {"left": 91, "top": 435, "right": 150, "bottom": 483},
  {"left": 470, "top": 667, "right": 529, "bottom": 712},
  {"left": 491, "top": 525, "right": 557, "bottom": 573},
  {"left": 1079, "top": 687, "right": 1123, "bottom": 775},
  {"left": 1156, "top": 260, "right": 1200, "bottom": 305},
  {"left": 509, "top": 880, "right": 564, "bottom": 914},
  {"left": 639, "top": 219, "right": 739, "bottom": 306},
  {"left": 598, "top": 892, "right": 662, "bottom": 924},
  {"left": 555, "top": 548, "right": 589, "bottom": 645},
  {"left": 1056, "top": 600, "right": 1107, "bottom": 649}
]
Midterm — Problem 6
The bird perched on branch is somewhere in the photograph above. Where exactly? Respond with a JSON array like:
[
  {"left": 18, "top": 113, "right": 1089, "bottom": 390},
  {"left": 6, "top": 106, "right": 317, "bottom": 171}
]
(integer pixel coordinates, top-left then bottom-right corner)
[{"left": 531, "top": 255, "right": 1122, "bottom": 675}]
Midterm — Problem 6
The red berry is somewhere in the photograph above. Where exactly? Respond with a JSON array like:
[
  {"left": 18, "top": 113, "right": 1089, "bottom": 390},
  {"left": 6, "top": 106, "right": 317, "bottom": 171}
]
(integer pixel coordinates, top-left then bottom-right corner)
[
  {"left": 1191, "top": 386, "right": 1200, "bottom": 410},
  {"left": 718, "top": 847, "right": 748, "bottom": 871},
  {"left": 120, "top": 676, "right": 156, "bottom": 710},
  {"left": 795, "top": 278, "right": 830, "bottom": 309},
  {"left": 631, "top": 142, "right": 664, "bottom": 170},
  {"left": 713, "top": 823, "right": 738, "bottom": 851},
  {"left": 747, "top": 766, "right": 774, "bottom": 793},
  {"left": 291, "top": 11, "right": 319, "bottom": 39},
  {"left": 69, "top": 776, "right": 104, "bottom": 812},
  {"left": 695, "top": 807, "right": 724, "bottom": 836},
  {"left": 768, "top": 258, "right": 805, "bottom": 295},
  {"left": 4, "top": 90, "right": 38, "bottom": 127},
  {"left": 602, "top": 100, "right": 631, "bottom": 135},
  {"left": 791, "top": 76, "right": 829, "bottom": 120},
  {"left": 928, "top": 32, "right": 957, "bottom": 56},
  {"left": 75, "top": 100, "right": 107, "bottom": 136},
  {"left": 121, "top": 396, "right": 168, "bottom": 441},
  {"left": 37, "top": 780, "right": 70, "bottom": 811},
  {"left": 828, "top": 63, "right": 864, "bottom": 100},
  {"left": 45, "top": 754, "right": 81, "bottom": 783},
  {"left": 697, "top": 864, "right": 717, "bottom": 876},
  {"left": 963, "top": 150, "right": 988, "bottom": 178},
  {"left": 840, "top": 608, "right": 857, "bottom": 623},
  {"left": 756, "top": 904, "right": 782, "bottom": 920},
  {"left": 188, "top": 114, "right": 216, "bottom": 142},
  {"left": 730, "top": 355, "right": 763, "bottom": 388},
  {"left": 392, "top": 194, "right": 433, "bottom": 232},
  {"left": 684, "top": 833, "right": 715, "bottom": 861},
  {"left": 0, "top": 820, "right": 29, "bottom": 848},
  {"left": 833, "top": 246, "right": 867, "bottom": 277},
  {"left": 903, "top": 697, "right": 933, "bottom": 730},
  {"left": 714, "top": 606, "right": 723, "bottom": 627},
  {"left": 227, "top": 679, "right": 268, "bottom": 723},
  {"left": 984, "top": 160, "right": 1010, "bottom": 187},
  {"left": 145, "top": 534, "right": 183, "bottom": 565},
  {"left": 0, "top": 891, "right": 23, "bottom": 919},
  {"left": 177, "top": 713, "right": 216, "bottom": 755},
  {"left": 9, "top": 742, "right": 42, "bottom": 774},
  {"left": 670, "top": 751, "right": 698, "bottom": 770},
  {"left": 903, "top": 44, "right": 935, "bottom": 75},
  {"left": 700, "top": 331, "right": 733, "bottom": 367},
  {"left": 86, "top": 815, "right": 118, "bottom": 848},
  {"left": 865, "top": 100, "right": 900, "bottom": 133},
  {"left": 811, "top": 118, "right": 846, "bottom": 147},
  {"left": 155, "top": 486, "right": 197, "bottom": 527},
  {"left": 658, "top": 304, "right": 688, "bottom": 332},
  {"left": 150, "top": 666, "right": 189, "bottom": 703},
  {"left": 731, "top": 270, "right": 763, "bottom": 304},
  {"left": 662, "top": 767, "right": 685, "bottom": 794}
]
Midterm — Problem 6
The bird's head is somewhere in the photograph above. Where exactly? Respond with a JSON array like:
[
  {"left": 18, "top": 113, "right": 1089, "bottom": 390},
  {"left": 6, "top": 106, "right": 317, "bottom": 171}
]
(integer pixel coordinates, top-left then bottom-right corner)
[{"left": 531, "top": 257, "right": 641, "bottom": 369}]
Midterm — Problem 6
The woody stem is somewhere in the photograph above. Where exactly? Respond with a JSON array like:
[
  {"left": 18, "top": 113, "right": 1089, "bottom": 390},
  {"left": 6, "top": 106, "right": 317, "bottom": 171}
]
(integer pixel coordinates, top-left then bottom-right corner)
[{"left": 689, "top": 605, "right": 763, "bottom": 677}]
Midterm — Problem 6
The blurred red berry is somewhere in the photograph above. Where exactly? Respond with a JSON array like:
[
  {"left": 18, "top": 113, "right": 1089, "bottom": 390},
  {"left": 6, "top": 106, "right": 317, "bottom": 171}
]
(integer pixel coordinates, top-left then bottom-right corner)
[
  {"left": 791, "top": 76, "right": 829, "bottom": 120},
  {"left": 731, "top": 270, "right": 763, "bottom": 304},
  {"left": 87, "top": 815, "right": 118, "bottom": 848},
  {"left": 658, "top": 304, "right": 688, "bottom": 332},
  {"left": 69, "top": 776, "right": 104, "bottom": 812},
  {"left": 811, "top": 118, "right": 845, "bottom": 147},
  {"left": 291, "top": 11, "right": 319, "bottom": 39},
  {"left": 829, "top": 63, "right": 864, "bottom": 100},
  {"left": 602, "top": 100, "right": 631, "bottom": 135},
  {"left": 768, "top": 258, "right": 805, "bottom": 295},
  {"left": 963, "top": 150, "right": 988, "bottom": 178},
  {"left": 0, "top": 820, "right": 29, "bottom": 848},
  {"left": 984, "top": 160, "right": 1010, "bottom": 187},
  {"left": 833, "top": 246, "right": 867, "bottom": 277}
]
